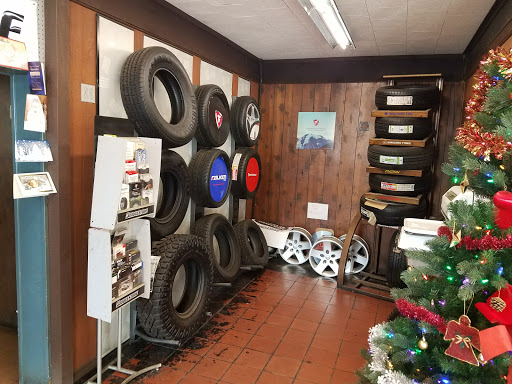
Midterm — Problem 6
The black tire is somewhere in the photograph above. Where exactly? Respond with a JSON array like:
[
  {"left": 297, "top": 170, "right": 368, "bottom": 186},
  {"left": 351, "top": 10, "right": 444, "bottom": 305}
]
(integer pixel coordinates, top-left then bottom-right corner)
[
  {"left": 386, "top": 230, "right": 406, "bottom": 288},
  {"left": 189, "top": 149, "right": 231, "bottom": 208},
  {"left": 192, "top": 214, "right": 241, "bottom": 283},
  {"left": 231, "top": 148, "right": 261, "bottom": 199},
  {"left": 195, "top": 85, "right": 230, "bottom": 147},
  {"left": 120, "top": 47, "right": 197, "bottom": 148},
  {"left": 367, "top": 145, "right": 434, "bottom": 170},
  {"left": 369, "top": 173, "right": 431, "bottom": 197},
  {"left": 234, "top": 220, "right": 269, "bottom": 266},
  {"left": 136, "top": 234, "right": 213, "bottom": 341},
  {"left": 231, "top": 96, "right": 260, "bottom": 146},
  {"left": 150, "top": 151, "right": 190, "bottom": 240},
  {"left": 375, "top": 85, "right": 440, "bottom": 110},
  {"left": 374, "top": 117, "right": 433, "bottom": 140},
  {"left": 360, "top": 195, "right": 428, "bottom": 226}
]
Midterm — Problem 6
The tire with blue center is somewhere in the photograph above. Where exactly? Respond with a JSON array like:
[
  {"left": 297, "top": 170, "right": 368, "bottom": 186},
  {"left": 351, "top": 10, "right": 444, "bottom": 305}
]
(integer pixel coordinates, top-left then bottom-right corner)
[{"left": 189, "top": 149, "right": 231, "bottom": 207}]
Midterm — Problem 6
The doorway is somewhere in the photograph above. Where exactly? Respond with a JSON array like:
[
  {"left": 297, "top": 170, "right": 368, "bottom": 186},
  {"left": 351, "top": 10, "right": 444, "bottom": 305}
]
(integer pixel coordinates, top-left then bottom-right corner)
[{"left": 0, "top": 73, "right": 19, "bottom": 383}]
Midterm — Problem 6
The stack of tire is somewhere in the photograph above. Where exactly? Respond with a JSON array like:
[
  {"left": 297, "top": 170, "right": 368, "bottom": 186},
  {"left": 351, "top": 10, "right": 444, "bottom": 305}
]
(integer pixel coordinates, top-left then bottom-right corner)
[
  {"left": 120, "top": 47, "right": 268, "bottom": 341},
  {"left": 361, "top": 85, "right": 440, "bottom": 226}
]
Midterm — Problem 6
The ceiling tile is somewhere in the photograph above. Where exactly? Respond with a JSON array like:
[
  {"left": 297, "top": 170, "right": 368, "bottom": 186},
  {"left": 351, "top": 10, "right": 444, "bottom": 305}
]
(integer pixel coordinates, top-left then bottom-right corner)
[{"left": 164, "top": 0, "right": 496, "bottom": 59}]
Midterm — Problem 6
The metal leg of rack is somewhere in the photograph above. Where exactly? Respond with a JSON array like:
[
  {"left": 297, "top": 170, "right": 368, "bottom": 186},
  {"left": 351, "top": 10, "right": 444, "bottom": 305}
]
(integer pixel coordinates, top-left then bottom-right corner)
[{"left": 87, "top": 315, "right": 162, "bottom": 384}]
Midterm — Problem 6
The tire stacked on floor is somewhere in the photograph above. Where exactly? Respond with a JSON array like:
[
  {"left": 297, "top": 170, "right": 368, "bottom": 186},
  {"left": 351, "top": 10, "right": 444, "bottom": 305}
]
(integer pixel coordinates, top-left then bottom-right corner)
[{"left": 361, "top": 85, "right": 440, "bottom": 226}]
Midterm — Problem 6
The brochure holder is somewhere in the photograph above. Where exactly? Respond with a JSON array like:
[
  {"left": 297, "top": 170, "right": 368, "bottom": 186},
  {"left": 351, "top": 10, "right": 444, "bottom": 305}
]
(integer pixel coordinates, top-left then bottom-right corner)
[{"left": 87, "top": 135, "right": 163, "bottom": 383}]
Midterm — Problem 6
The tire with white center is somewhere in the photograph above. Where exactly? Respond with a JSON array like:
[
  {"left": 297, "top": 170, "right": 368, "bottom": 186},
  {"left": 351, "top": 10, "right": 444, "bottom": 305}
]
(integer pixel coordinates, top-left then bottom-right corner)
[
  {"left": 231, "top": 96, "right": 260, "bottom": 146},
  {"left": 367, "top": 144, "right": 434, "bottom": 170},
  {"left": 374, "top": 117, "right": 433, "bottom": 140},
  {"left": 231, "top": 147, "right": 261, "bottom": 199},
  {"left": 369, "top": 173, "right": 432, "bottom": 197},
  {"left": 195, "top": 84, "right": 230, "bottom": 147}
]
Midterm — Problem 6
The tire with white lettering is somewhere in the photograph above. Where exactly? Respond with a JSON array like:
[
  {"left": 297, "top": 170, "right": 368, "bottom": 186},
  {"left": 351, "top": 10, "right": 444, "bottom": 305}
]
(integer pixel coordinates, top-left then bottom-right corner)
[
  {"left": 192, "top": 214, "right": 241, "bottom": 283},
  {"left": 120, "top": 47, "right": 197, "bottom": 147},
  {"left": 360, "top": 195, "right": 428, "bottom": 226},
  {"left": 189, "top": 149, "right": 231, "bottom": 207},
  {"left": 231, "top": 96, "right": 260, "bottom": 146},
  {"left": 195, "top": 85, "right": 230, "bottom": 147},
  {"left": 386, "top": 230, "right": 407, "bottom": 288},
  {"left": 234, "top": 220, "right": 269, "bottom": 266},
  {"left": 367, "top": 145, "right": 434, "bottom": 170},
  {"left": 231, "top": 148, "right": 261, "bottom": 199},
  {"left": 150, "top": 151, "right": 189, "bottom": 240},
  {"left": 368, "top": 173, "right": 431, "bottom": 197},
  {"left": 375, "top": 85, "right": 440, "bottom": 110},
  {"left": 374, "top": 117, "right": 432, "bottom": 140},
  {"left": 136, "top": 234, "right": 213, "bottom": 341}
]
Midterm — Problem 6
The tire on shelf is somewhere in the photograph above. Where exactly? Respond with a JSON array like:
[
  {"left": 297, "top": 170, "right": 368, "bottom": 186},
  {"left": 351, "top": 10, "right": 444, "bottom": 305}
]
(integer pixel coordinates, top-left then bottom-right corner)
[
  {"left": 120, "top": 46, "right": 197, "bottom": 148},
  {"left": 386, "top": 230, "right": 407, "bottom": 288},
  {"left": 375, "top": 85, "right": 440, "bottom": 110},
  {"left": 231, "top": 96, "right": 260, "bottom": 147},
  {"left": 136, "top": 234, "right": 213, "bottom": 341},
  {"left": 359, "top": 195, "right": 428, "bottom": 227},
  {"left": 195, "top": 84, "right": 230, "bottom": 147},
  {"left": 189, "top": 149, "right": 231, "bottom": 208},
  {"left": 367, "top": 144, "right": 434, "bottom": 170},
  {"left": 234, "top": 219, "right": 269, "bottom": 266},
  {"left": 374, "top": 117, "right": 433, "bottom": 140},
  {"left": 368, "top": 172, "right": 432, "bottom": 197},
  {"left": 150, "top": 150, "right": 190, "bottom": 240},
  {"left": 231, "top": 147, "right": 261, "bottom": 199},
  {"left": 192, "top": 214, "right": 241, "bottom": 283}
]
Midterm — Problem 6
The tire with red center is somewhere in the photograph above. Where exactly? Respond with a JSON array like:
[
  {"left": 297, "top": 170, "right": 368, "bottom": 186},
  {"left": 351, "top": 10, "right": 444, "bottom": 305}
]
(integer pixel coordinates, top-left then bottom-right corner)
[
  {"left": 195, "top": 84, "right": 230, "bottom": 147},
  {"left": 230, "top": 148, "right": 261, "bottom": 199}
]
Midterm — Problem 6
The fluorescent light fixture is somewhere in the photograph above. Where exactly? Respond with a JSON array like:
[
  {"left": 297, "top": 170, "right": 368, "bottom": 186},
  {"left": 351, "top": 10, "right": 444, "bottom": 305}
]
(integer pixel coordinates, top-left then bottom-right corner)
[{"left": 298, "top": 0, "right": 354, "bottom": 49}]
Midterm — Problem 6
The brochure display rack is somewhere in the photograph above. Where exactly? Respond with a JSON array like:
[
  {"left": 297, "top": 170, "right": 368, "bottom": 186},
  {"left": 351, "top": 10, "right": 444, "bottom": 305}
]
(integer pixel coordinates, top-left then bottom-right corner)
[{"left": 87, "top": 136, "right": 162, "bottom": 383}]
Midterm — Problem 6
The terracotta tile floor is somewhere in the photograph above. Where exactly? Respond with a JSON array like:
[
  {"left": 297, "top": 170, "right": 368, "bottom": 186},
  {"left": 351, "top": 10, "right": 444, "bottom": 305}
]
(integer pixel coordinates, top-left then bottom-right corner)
[
  {"left": 96, "top": 265, "right": 394, "bottom": 384},
  {"left": 0, "top": 325, "right": 18, "bottom": 384}
]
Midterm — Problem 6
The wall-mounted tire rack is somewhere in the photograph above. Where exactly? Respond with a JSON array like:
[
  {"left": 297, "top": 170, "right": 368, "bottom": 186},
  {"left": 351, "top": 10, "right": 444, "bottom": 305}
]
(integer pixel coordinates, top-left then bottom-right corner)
[{"left": 336, "top": 74, "right": 443, "bottom": 301}]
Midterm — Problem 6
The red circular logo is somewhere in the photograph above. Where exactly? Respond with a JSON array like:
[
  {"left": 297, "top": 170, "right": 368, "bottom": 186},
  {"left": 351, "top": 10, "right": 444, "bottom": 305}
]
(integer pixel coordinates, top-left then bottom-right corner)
[{"left": 245, "top": 157, "right": 259, "bottom": 192}]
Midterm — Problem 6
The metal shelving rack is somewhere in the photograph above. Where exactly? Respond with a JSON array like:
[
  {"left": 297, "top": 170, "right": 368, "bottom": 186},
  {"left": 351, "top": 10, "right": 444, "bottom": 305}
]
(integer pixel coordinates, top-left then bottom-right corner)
[{"left": 336, "top": 74, "right": 444, "bottom": 300}]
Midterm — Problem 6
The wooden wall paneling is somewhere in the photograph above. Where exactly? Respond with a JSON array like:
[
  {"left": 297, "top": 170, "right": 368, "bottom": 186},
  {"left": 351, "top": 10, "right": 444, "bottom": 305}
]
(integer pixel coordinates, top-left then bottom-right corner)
[
  {"left": 69, "top": 2, "right": 97, "bottom": 372},
  {"left": 323, "top": 83, "right": 346, "bottom": 232},
  {"left": 293, "top": 84, "right": 314, "bottom": 229},
  {"left": 232, "top": 74, "right": 238, "bottom": 97},
  {"left": 306, "top": 84, "right": 331, "bottom": 231},
  {"left": 268, "top": 85, "right": 286, "bottom": 224},
  {"left": 350, "top": 82, "right": 382, "bottom": 220},
  {"left": 250, "top": 80, "right": 259, "bottom": 101},
  {"left": 277, "top": 84, "right": 302, "bottom": 226},
  {"left": 253, "top": 84, "right": 274, "bottom": 220},
  {"left": 335, "top": 83, "right": 363, "bottom": 235},
  {"left": 192, "top": 56, "right": 200, "bottom": 85},
  {"left": 134, "top": 30, "right": 143, "bottom": 50}
]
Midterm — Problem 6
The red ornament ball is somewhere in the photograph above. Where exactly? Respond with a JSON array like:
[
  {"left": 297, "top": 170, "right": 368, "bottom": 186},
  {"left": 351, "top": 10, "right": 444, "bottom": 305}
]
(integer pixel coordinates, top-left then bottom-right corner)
[{"left": 494, "top": 191, "right": 512, "bottom": 229}]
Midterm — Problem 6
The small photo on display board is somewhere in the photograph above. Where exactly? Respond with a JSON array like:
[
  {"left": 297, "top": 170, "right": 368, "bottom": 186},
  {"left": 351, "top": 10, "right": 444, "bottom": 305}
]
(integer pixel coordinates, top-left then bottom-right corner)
[
  {"left": 13, "top": 171, "right": 57, "bottom": 198},
  {"left": 297, "top": 112, "right": 336, "bottom": 150}
]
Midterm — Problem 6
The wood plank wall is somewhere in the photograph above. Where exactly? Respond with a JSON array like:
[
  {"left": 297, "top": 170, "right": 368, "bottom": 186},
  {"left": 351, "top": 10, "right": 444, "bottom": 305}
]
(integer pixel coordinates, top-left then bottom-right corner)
[
  {"left": 69, "top": 2, "right": 259, "bottom": 374},
  {"left": 253, "top": 82, "right": 465, "bottom": 237}
]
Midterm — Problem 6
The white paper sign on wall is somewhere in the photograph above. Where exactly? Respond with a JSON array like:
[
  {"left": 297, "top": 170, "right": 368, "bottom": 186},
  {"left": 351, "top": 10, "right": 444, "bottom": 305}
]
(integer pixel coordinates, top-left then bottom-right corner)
[{"left": 307, "top": 202, "right": 328, "bottom": 221}]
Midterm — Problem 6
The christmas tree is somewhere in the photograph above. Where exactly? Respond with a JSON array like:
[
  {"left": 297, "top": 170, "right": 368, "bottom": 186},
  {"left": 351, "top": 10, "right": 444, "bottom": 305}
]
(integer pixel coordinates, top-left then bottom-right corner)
[{"left": 357, "top": 48, "right": 512, "bottom": 384}]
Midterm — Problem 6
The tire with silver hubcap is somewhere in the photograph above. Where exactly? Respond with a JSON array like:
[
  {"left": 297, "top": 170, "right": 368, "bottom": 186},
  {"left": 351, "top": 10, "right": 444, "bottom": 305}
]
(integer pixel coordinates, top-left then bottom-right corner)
[{"left": 338, "top": 234, "right": 370, "bottom": 274}]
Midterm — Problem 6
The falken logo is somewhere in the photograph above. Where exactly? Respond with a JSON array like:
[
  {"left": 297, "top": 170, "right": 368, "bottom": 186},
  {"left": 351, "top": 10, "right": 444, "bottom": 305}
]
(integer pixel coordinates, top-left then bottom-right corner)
[
  {"left": 211, "top": 175, "right": 227, "bottom": 181},
  {"left": 313, "top": 119, "right": 319, "bottom": 126},
  {"left": 215, "top": 110, "right": 223, "bottom": 129}
]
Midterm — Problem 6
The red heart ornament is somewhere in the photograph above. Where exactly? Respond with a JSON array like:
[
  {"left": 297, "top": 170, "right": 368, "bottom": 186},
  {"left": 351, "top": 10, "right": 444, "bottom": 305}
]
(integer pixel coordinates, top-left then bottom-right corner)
[{"left": 494, "top": 191, "right": 512, "bottom": 229}]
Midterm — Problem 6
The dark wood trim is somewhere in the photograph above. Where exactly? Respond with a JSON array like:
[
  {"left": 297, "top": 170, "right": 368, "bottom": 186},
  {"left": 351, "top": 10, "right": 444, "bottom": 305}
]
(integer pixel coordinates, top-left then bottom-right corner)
[
  {"left": 70, "top": 0, "right": 260, "bottom": 81},
  {"left": 262, "top": 54, "right": 463, "bottom": 84},
  {"left": 463, "top": 0, "right": 512, "bottom": 79},
  {"left": 45, "top": 0, "right": 73, "bottom": 382}
]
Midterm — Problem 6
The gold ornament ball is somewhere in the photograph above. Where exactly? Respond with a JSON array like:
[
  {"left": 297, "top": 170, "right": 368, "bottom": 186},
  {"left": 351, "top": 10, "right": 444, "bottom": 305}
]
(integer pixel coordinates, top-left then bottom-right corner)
[
  {"left": 418, "top": 338, "right": 429, "bottom": 350},
  {"left": 387, "top": 360, "right": 394, "bottom": 370}
]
